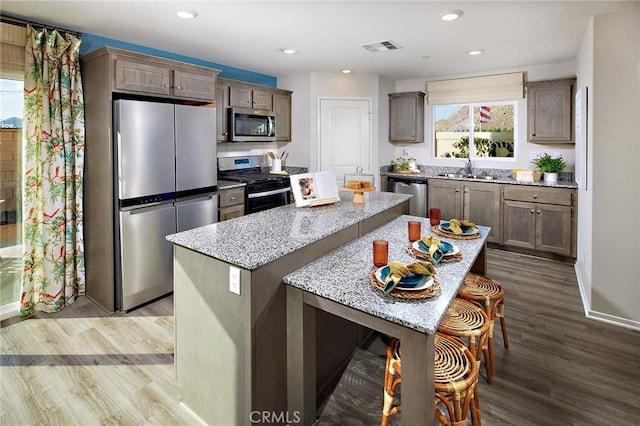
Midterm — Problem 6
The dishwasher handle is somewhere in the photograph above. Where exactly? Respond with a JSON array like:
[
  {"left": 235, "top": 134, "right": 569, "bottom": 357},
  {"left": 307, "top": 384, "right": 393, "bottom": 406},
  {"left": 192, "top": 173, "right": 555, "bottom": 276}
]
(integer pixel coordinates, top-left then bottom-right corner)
[{"left": 387, "top": 176, "right": 427, "bottom": 185}]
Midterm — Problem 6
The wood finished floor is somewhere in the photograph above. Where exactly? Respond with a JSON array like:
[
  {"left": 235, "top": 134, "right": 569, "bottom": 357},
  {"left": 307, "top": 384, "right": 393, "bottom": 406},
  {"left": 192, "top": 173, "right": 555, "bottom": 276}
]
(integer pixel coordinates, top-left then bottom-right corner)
[{"left": 1, "top": 249, "right": 639, "bottom": 425}]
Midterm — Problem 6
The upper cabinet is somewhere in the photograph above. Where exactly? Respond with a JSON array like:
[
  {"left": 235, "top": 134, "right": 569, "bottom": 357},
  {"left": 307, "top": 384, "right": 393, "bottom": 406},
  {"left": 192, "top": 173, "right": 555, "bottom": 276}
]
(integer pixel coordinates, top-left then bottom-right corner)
[
  {"left": 273, "top": 91, "right": 292, "bottom": 142},
  {"left": 94, "top": 48, "right": 219, "bottom": 102},
  {"left": 217, "top": 77, "right": 293, "bottom": 142},
  {"left": 389, "top": 91, "right": 425, "bottom": 143},
  {"left": 526, "top": 78, "right": 575, "bottom": 144},
  {"left": 229, "top": 84, "right": 273, "bottom": 110}
]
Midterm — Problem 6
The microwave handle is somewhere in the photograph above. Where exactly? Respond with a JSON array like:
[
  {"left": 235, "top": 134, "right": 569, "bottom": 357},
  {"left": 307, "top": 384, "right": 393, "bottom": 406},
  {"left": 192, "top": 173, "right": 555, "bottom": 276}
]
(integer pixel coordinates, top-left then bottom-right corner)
[{"left": 268, "top": 116, "right": 275, "bottom": 137}]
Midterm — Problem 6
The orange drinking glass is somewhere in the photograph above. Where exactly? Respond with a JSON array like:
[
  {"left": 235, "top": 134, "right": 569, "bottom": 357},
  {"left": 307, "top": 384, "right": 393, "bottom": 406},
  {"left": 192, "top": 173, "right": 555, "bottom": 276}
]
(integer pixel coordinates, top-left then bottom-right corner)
[
  {"left": 429, "top": 208, "right": 441, "bottom": 226},
  {"left": 373, "top": 240, "right": 389, "bottom": 267},
  {"left": 408, "top": 221, "right": 421, "bottom": 242}
]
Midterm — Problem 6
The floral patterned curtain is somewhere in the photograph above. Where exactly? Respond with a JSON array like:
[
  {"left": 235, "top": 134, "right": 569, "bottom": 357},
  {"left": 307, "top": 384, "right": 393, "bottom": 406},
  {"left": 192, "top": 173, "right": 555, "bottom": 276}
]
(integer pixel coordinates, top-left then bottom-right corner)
[{"left": 20, "top": 25, "right": 85, "bottom": 317}]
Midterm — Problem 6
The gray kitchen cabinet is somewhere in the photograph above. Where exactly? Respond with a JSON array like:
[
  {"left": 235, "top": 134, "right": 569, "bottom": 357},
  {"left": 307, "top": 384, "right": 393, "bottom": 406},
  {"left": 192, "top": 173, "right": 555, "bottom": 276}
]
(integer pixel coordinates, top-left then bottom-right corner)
[
  {"left": 389, "top": 91, "right": 425, "bottom": 143},
  {"left": 112, "top": 50, "right": 217, "bottom": 101},
  {"left": 219, "top": 186, "right": 245, "bottom": 221},
  {"left": 215, "top": 82, "right": 230, "bottom": 142},
  {"left": 273, "top": 90, "right": 292, "bottom": 141},
  {"left": 503, "top": 186, "right": 575, "bottom": 256},
  {"left": 229, "top": 84, "right": 273, "bottom": 110},
  {"left": 526, "top": 78, "right": 575, "bottom": 144},
  {"left": 428, "top": 179, "right": 501, "bottom": 243}
]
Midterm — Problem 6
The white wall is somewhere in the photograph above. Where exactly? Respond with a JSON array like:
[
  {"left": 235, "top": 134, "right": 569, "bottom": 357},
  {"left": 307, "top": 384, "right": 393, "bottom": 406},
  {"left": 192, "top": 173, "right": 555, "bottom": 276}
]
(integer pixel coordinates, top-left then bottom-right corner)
[
  {"left": 391, "top": 63, "right": 578, "bottom": 172},
  {"left": 588, "top": 10, "right": 640, "bottom": 327}
]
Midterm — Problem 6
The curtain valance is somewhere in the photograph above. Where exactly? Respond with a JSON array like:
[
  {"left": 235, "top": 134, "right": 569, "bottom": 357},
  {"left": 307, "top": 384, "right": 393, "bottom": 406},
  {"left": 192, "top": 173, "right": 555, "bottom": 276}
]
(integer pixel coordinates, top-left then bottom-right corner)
[{"left": 426, "top": 72, "right": 524, "bottom": 105}]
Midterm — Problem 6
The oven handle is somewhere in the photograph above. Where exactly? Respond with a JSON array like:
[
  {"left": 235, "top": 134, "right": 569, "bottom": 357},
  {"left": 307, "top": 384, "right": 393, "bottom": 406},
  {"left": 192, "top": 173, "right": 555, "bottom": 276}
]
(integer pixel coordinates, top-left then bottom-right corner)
[{"left": 247, "top": 187, "right": 291, "bottom": 199}]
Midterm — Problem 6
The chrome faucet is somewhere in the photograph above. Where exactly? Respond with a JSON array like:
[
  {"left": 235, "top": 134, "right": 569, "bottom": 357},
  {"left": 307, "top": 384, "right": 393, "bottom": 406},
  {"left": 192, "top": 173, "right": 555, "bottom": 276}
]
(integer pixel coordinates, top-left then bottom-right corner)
[{"left": 464, "top": 158, "right": 473, "bottom": 175}]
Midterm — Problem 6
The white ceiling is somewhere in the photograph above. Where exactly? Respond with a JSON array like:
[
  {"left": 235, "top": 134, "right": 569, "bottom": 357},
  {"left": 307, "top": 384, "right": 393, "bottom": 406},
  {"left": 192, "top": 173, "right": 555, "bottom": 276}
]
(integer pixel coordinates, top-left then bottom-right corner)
[{"left": 2, "top": 1, "right": 639, "bottom": 81}]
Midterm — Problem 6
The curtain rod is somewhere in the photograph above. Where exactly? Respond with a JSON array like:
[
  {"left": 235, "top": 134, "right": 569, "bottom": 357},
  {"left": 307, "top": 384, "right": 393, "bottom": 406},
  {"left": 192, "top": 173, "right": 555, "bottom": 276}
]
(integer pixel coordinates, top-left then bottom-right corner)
[{"left": 0, "top": 14, "right": 82, "bottom": 37}]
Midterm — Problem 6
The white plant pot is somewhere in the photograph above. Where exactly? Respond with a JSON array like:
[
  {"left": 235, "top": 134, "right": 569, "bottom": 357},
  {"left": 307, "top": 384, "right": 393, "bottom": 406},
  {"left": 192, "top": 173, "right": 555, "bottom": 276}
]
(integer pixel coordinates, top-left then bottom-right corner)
[{"left": 543, "top": 172, "right": 558, "bottom": 183}]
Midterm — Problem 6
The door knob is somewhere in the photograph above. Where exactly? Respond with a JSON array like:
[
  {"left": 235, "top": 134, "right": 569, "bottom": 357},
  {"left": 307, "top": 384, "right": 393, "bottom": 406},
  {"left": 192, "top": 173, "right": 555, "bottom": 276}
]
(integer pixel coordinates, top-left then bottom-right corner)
[{"left": 530, "top": 209, "right": 535, "bottom": 213}]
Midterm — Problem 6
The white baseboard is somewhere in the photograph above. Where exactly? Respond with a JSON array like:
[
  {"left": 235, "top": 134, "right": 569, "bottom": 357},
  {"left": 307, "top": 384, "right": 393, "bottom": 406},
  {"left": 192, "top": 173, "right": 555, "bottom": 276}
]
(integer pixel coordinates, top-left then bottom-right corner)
[
  {"left": 0, "top": 301, "right": 20, "bottom": 321},
  {"left": 575, "top": 263, "right": 640, "bottom": 331}
]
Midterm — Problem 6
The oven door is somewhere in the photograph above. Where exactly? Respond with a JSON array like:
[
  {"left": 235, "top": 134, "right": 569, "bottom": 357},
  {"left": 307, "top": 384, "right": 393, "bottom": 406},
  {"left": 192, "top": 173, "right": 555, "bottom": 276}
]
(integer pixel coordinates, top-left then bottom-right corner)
[{"left": 247, "top": 187, "right": 290, "bottom": 214}]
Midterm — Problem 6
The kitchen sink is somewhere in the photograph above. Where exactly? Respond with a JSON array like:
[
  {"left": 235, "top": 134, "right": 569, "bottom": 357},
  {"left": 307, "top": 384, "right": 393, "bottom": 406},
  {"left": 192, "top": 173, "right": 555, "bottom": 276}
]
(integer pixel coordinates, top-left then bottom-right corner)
[{"left": 437, "top": 173, "right": 497, "bottom": 180}]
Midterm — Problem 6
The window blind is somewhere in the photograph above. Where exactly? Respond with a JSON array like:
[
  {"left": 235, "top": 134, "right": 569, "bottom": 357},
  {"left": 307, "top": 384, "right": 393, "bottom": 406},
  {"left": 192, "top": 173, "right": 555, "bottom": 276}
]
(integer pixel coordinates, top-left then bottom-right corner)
[
  {"left": 1, "top": 22, "right": 26, "bottom": 79},
  {"left": 426, "top": 72, "right": 524, "bottom": 105}
]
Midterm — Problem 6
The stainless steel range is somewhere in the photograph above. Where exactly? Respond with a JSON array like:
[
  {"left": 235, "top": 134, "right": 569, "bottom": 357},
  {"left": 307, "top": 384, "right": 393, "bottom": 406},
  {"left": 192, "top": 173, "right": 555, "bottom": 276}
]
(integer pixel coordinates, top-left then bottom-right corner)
[{"left": 218, "top": 156, "right": 291, "bottom": 214}]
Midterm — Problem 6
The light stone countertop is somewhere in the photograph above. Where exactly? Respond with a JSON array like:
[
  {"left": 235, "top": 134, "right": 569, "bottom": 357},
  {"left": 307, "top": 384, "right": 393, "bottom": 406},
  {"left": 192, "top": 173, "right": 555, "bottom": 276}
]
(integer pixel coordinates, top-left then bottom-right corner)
[
  {"left": 283, "top": 215, "right": 490, "bottom": 334},
  {"left": 217, "top": 179, "right": 246, "bottom": 190},
  {"left": 381, "top": 168, "right": 578, "bottom": 189},
  {"left": 166, "top": 191, "right": 412, "bottom": 270}
]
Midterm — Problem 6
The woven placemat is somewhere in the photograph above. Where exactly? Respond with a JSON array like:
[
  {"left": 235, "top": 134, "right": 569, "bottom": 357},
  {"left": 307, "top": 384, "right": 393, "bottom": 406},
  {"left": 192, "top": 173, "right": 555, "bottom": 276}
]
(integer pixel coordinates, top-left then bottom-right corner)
[
  {"left": 405, "top": 245, "right": 463, "bottom": 263},
  {"left": 368, "top": 267, "right": 441, "bottom": 300},
  {"left": 431, "top": 225, "right": 481, "bottom": 240}
]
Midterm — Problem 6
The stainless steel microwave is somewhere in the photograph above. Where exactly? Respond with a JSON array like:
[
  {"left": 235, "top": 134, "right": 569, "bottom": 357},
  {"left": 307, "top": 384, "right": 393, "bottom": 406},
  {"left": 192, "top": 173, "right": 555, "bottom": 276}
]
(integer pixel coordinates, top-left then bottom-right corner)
[{"left": 227, "top": 107, "right": 276, "bottom": 142}]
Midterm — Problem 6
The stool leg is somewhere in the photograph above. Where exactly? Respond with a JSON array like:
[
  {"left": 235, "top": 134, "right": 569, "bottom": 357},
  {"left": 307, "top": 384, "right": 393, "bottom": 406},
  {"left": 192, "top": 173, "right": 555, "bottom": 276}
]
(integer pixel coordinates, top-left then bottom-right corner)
[{"left": 497, "top": 300, "right": 509, "bottom": 349}]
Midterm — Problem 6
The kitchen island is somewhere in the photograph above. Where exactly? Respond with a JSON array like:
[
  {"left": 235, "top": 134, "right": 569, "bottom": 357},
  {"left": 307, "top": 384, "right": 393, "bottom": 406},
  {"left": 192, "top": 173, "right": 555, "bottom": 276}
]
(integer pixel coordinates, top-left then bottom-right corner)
[
  {"left": 166, "top": 191, "right": 410, "bottom": 425},
  {"left": 284, "top": 216, "right": 490, "bottom": 425}
]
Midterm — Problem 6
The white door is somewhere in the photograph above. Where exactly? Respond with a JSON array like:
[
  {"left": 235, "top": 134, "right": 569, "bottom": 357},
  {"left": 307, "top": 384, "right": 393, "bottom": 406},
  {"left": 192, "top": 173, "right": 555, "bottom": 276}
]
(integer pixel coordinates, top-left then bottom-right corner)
[{"left": 319, "top": 99, "right": 372, "bottom": 188}]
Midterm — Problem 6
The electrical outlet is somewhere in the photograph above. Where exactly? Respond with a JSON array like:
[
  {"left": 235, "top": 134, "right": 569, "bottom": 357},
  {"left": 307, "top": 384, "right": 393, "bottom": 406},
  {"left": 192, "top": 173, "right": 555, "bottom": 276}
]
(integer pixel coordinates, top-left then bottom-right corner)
[
  {"left": 229, "top": 266, "right": 241, "bottom": 295},
  {"left": 529, "top": 151, "right": 540, "bottom": 160},
  {"left": 402, "top": 149, "right": 409, "bottom": 157}
]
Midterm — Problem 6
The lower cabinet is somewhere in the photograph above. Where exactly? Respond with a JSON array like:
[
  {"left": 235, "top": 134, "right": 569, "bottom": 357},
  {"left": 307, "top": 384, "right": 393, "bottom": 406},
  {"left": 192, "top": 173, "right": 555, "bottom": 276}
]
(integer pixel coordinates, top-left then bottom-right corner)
[
  {"left": 219, "top": 186, "right": 245, "bottom": 221},
  {"left": 502, "top": 186, "right": 575, "bottom": 256},
  {"left": 428, "top": 180, "right": 501, "bottom": 243}
]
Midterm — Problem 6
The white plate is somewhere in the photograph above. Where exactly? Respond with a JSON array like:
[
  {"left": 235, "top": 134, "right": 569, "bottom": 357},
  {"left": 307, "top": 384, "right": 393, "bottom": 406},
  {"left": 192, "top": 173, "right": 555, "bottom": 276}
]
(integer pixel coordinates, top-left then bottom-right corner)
[
  {"left": 412, "top": 240, "right": 460, "bottom": 257},
  {"left": 375, "top": 267, "right": 434, "bottom": 292}
]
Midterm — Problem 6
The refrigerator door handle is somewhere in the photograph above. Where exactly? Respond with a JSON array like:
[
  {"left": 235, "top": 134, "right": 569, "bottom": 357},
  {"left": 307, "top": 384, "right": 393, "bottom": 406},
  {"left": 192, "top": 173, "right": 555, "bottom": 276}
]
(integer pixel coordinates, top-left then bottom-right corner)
[{"left": 121, "top": 202, "right": 173, "bottom": 213}]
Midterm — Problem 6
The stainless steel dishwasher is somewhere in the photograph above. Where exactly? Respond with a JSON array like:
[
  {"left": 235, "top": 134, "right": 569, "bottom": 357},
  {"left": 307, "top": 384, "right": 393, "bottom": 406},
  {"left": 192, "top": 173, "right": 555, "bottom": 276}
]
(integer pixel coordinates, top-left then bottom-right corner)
[{"left": 387, "top": 176, "right": 428, "bottom": 217}]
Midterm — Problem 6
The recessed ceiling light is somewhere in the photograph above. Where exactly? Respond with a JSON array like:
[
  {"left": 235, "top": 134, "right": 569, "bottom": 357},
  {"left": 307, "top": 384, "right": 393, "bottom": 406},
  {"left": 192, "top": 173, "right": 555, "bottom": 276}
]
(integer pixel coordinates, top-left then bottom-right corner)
[
  {"left": 176, "top": 10, "right": 198, "bottom": 19},
  {"left": 280, "top": 48, "right": 297, "bottom": 55},
  {"left": 439, "top": 10, "right": 463, "bottom": 21},
  {"left": 341, "top": 69, "right": 352, "bottom": 74},
  {"left": 467, "top": 49, "right": 485, "bottom": 56}
]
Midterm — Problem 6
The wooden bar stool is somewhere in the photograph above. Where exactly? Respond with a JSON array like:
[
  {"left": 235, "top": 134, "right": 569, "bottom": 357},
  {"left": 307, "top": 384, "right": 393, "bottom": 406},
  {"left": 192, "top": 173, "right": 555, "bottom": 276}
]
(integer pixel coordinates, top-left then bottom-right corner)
[
  {"left": 438, "top": 297, "right": 492, "bottom": 384},
  {"left": 457, "top": 273, "right": 509, "bottom": 378},
  {"left": 381, "top": 334, "right": 481, "bottom": 426}
]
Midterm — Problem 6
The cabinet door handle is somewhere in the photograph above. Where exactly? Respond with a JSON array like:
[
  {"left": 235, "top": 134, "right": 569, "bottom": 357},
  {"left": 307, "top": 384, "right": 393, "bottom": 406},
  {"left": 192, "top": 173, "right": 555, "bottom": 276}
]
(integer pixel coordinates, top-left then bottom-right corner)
[
  {"left": 455, "top": 189, "right": 459, "bottom": 193},
  {"left": 533, "top": 194, "right": 538, "bottom": 199},
  {"left": 230, "top": 197, "right": 236, "bottom": 201},
  {"left": 530, "top": 209, "right": 535, "bottom": 214},
  {"left": 163, "top": 84, "right": 170, "bottom": 88},
  {"left": 464, "top": 190, "right": 469, "bottom": 193},
  {"left": 537, "top": 210, "right": 541, "bottom": 214},
  {"left": 176, "top": 86, "right": 182, "bottom": 90},
  {"left": 531, "top": 133, "right": 536, "bottom": 137}
]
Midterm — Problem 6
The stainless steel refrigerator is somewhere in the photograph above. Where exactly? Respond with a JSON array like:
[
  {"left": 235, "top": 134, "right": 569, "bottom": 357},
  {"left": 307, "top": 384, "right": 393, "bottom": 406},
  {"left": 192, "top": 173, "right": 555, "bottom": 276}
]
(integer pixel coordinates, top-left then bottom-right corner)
[{"left": 114, "top": 99, "right": 218, "bottom": 311}]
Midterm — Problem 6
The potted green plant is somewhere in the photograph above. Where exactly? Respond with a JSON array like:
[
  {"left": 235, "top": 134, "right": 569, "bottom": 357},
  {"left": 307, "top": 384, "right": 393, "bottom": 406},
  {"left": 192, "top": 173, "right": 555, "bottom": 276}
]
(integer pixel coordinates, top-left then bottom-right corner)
[{"left": 531, "top": 153, "right": 566, "bottom": 183}]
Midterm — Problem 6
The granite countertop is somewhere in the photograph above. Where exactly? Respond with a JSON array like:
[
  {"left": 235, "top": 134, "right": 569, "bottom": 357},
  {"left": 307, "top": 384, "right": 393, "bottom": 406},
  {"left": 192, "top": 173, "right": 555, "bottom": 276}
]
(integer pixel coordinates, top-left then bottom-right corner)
[
  {"left": 217, "top": 179, "right": 246, "bottom": 190},
  {"left": 381, "top": 168, "right": 578, "bottom": 189},
  {"left": 283, "top": 215, "right": 490, "bottom": 334},
  {"left": 166, "top": 191, "right": 412, "bottom": 270}
]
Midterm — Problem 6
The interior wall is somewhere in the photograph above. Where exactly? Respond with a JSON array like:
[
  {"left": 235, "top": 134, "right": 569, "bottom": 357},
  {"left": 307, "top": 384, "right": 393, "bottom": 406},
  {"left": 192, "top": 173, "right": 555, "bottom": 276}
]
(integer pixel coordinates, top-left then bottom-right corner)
[
  {"left": 590, "top": 10, "right": 640, "bottom": 325},
  {"left": 575, "top": 18, "right": 595, "bottom": 307},
  {"left": 378, "top": 77, "right": 395, "bottom": 172},
  {"left": 390, "top": 62, "right": 577, "bottom": 171}
]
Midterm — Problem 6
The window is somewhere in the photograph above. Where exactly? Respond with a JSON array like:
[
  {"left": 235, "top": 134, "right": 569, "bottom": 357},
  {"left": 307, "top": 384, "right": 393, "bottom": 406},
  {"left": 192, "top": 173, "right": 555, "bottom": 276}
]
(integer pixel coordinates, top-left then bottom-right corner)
[
  {"left": 0, "top": 78, "right": 23, "bottom": 307},
  {"left": 433, "top": 101, "right": 516, "bottom": 159}
]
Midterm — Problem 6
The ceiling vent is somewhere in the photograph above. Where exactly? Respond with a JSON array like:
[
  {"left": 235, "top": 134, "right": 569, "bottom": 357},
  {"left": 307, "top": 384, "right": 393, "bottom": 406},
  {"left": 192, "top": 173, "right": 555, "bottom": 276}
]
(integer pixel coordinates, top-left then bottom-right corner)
[{"left": 361, "top": 39, "right": 402, "bottom": 52}]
